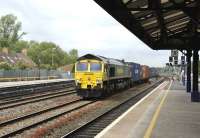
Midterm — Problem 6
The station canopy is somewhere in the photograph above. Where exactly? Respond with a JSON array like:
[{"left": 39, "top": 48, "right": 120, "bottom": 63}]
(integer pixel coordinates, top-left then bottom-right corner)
[{"left": 93, "top": 0, "right": 200, "bottom": 50}]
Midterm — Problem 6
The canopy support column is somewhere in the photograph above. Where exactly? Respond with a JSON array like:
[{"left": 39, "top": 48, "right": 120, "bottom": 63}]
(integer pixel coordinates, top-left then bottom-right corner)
[
  {"left": 191, "top": 50, "right": 199, "bottom": 102},
  {"left": 186, "top": 50, "right": 192, "bottom": 93}
]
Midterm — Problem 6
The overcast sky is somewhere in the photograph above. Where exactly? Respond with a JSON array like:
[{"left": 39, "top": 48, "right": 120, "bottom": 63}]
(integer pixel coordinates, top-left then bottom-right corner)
[{"left": 0, "top": 0, "right": 170, "bottom": 67}]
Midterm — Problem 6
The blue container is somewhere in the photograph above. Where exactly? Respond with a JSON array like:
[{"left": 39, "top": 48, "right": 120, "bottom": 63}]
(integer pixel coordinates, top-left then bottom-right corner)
[{"left": 128, "top": 62, "right": 141, "bottom": 82}]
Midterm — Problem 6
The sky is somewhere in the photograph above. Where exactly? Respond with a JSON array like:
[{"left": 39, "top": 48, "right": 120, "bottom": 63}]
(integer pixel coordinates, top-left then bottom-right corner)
[{"left": 0, "top": 0, "right": 170, "bottom": 67}]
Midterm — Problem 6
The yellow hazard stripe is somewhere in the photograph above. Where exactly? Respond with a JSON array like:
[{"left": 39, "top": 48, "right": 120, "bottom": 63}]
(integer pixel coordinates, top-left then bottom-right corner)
[{"left": 144, "top": 80, "right": 172, "bottom": 138}]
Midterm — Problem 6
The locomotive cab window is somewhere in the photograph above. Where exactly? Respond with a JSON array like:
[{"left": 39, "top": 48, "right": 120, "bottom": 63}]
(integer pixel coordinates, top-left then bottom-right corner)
[
  {"left": 76, "top": 62, "right": 88, "bottom": 71},
  {"left": 90, "top": 62, "right": 102, "bottom": 71}
]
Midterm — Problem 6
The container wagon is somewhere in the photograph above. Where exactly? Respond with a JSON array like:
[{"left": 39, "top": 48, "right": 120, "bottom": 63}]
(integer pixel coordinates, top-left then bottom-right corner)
[
  {"left": 141, "top": 65, "right": 150, "bottom": 82},
  {"left": 127, "top": 62, "right": 141, "bottom": 86}
]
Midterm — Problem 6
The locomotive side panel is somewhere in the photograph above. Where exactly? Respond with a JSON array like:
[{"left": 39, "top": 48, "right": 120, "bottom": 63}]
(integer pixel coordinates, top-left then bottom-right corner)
[{"left": 108, "top": 64, "right": 130, "bottom": 80}]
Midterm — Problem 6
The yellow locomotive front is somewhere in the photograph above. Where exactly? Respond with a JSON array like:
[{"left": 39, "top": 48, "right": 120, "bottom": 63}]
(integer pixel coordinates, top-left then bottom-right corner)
[{"left": 75, "top": 57, "right": 105, "bottom": 98}]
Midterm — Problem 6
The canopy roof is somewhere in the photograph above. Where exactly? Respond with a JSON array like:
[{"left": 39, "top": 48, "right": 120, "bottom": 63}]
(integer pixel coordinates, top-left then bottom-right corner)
[{"left": 94, "top": 0, "right": 200, "bottom": 50}]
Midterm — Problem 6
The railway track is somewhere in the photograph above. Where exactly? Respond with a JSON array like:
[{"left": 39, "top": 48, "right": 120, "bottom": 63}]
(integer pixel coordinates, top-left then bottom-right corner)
[
  {"left": 0, "top": 99, "right": 97, "bottom": 138},
  {"left": 0, "top": 80, "right": 74, "bottom": 99},
  {"left": 0, "top": 88, "right": 76, "bottom": 110},
  {"left": 0, "top": 83, "right": 74, "bottom": 101},
  {"left": 62, "top": 79, "right": 164, "bottom": 138}
]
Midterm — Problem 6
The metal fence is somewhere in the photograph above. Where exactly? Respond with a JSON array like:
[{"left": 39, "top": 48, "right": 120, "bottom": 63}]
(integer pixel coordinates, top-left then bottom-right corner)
[{"left": 0, "top": 69, "right": 74, "bottom": 82}]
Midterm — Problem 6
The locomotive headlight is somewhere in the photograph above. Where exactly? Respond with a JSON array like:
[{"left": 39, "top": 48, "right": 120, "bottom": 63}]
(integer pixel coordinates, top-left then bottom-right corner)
[
  {"left": 76, "top": 78, "right": 82, "bottom": 83},
  {"left": 76, "top": 79, "right": 80, "bottom": 84}
]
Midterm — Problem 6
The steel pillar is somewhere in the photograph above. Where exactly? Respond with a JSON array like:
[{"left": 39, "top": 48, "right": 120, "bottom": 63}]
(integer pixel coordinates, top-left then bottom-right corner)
[
  {"left": 191, "top": 50, "right": 200, "bottom": 102},
  {"left": 186, "top": 50, "right": 192, "bottom": 92}
]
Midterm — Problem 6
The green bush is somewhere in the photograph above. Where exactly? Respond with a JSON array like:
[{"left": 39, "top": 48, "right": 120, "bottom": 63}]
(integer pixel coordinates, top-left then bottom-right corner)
[
  {"left": 14, "top": 61, "right": 30, "bottom": 69},
  {"left": 0, "top": 62, "right": 12, "bottom": 70}
]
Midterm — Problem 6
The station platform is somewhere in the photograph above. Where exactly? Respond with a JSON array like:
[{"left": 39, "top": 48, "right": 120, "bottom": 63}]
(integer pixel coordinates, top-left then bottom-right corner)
[
  {"left": 96, "top": 80, "right": 200, "bottom": 138},
  {"left": 0, "top": 79, "right": 74, "bottom": 88}
]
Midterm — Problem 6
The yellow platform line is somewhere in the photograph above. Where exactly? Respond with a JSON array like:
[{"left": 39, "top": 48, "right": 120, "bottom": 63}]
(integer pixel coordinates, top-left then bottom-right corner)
[{"left": 144, "top": 80, "right": 172, "bottom": 138}]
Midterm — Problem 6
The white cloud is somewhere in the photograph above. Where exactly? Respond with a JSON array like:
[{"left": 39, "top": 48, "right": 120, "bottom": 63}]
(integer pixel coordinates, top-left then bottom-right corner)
[{"left": 0, "top": 0, "right": 170, "bottom": 67}]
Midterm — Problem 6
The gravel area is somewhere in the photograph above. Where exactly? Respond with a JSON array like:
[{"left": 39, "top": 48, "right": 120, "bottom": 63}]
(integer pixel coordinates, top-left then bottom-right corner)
[
  {"left": 13, "top": 81, "right": 157, "bottom": 138},
  {"left": 0, "top": 93, "right": 80, "bottom": 123},
  {"left": 0, "top": 100, "right": 92, "bottom": 137}
]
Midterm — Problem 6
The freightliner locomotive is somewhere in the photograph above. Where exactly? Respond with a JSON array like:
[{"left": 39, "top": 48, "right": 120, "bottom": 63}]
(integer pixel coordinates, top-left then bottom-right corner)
[{"left": 75, "top": 54, "right": 158, "bottom": 98}]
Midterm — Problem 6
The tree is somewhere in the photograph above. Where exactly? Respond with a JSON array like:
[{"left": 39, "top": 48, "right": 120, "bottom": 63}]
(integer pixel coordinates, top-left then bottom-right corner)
[
  {"left": 27, "top": 41, "right": 40, "bottom": 65},
  {"left": 0, "top": 14, "right": 26, "bottom": 48},
  {"left": 12, "top": 40, "right": 29, "bottom": 53},
  {"left": 14, "top": 61, "right": 30, "bottom": 69},
  {"left": 27, "top": 41, "right": 76, "bottom": 69},
  {"left": 68, "top": 49, "right": 78, "bottom": 63},
  {"left": 0, "top": 62, "right": 12, "bottom": 70}
]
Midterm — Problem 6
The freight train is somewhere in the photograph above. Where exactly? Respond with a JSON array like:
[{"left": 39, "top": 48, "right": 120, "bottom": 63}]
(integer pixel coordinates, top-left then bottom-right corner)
[{"left": 74, "top": 54, "right": 158, "bottom": 98}]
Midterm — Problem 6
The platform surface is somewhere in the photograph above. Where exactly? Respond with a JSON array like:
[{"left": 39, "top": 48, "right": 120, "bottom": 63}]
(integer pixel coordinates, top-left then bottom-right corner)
[
  {"left": 0, "top": 79, "right": 73, "bottom": 88},
  {"left": 96, "top": 80, "right": 200, "bottom": 138}
]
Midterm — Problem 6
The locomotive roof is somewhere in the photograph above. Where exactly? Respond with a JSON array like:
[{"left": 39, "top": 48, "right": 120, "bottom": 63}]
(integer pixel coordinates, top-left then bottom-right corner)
[
  {"left": 126, "top": 62, "right": 140, "bottom": 65},
  {"left": 77, "top": 54, "right": 126, "bottom": 66}
]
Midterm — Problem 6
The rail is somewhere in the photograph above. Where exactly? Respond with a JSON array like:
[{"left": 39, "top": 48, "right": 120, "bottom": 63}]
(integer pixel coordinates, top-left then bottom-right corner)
[
  {"left": 0, "top": 88, "right": 76, "bottom": 110},
  {"left": 0, "top": 80, "right": 75, "bottom": 99},
  {"left": 0, "top": 100, "right": 96, "bottom": 138}
]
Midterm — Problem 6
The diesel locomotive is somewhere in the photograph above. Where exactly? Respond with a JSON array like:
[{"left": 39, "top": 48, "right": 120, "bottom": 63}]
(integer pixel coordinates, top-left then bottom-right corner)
[{"left": 75, "top": 54, "right": 158, "bottom": 98}]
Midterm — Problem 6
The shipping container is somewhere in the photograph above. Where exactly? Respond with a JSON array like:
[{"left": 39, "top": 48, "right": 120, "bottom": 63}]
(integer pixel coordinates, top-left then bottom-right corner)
[
  {"left": 141, "top": 65, "right": 150, "bottom": 81},
  {"left": 127, "top": 62, "right": 141, "bottom": 82}
]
